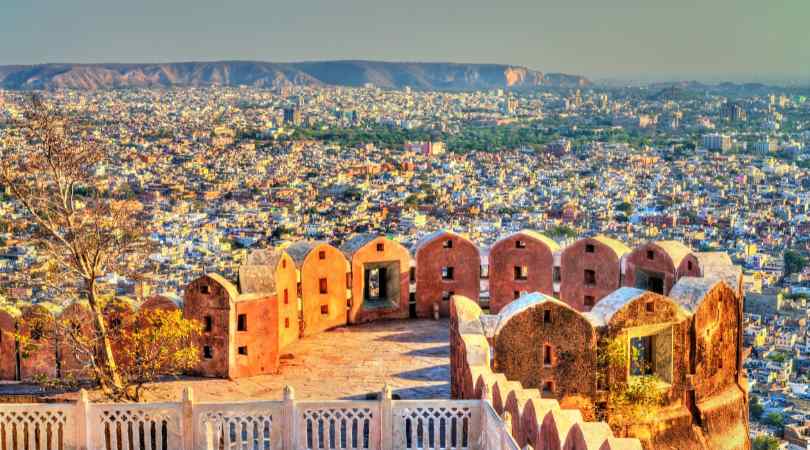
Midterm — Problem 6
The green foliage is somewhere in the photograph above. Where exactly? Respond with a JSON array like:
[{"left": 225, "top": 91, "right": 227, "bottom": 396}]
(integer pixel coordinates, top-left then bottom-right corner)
[
  {"left": 546, "top": 225, "right": 577, "bottom": 239},
  {"left": 784, "top": 249, "right": 807, "bottom": 275},
  {"left": 764, "top": 412, "right": 784, "bottom": 429},
  {"left": 749, "top": 396, "right": 764, "bottom": 420},
  {"left": 615, "top": 202, "right": 634, "bottom": 214},
  {"left": 597, "top": 335, "right": 665, "bottom": 429},
  {"left": 751, "top": 435, "right": 779, "bottom": 450}
]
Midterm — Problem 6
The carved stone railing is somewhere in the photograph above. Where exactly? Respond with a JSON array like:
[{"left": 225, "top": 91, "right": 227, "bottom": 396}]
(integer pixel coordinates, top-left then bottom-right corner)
[{"left": 0, "top": 385, "right": 518, "bottom": 450}]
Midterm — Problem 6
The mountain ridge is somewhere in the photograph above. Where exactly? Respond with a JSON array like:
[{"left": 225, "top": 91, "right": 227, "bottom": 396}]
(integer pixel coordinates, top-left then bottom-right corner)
[{"left": 0, "top": 60, "right": 590, "bottom": 91}]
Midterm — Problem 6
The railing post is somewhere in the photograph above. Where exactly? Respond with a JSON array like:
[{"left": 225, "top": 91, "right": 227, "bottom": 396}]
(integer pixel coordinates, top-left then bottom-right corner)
[
  {"left": 74, "top": 389, "right": 90, "bottom": 450},
  {"left": 283, "top": 385, "right": 296, "bottom": 450},
  {"left": 380, "top": 384, "right": 393, "bottom": 450},
  {"left": 182, "top": 387, "right": 195, "bottom": 450}
]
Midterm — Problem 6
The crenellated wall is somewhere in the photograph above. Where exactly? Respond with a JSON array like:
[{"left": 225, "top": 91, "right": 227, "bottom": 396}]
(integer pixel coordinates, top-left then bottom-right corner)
[
  {"left": 450, "top": 295, "right": 643, "bottom": 450},
  {"left": 451, "top": 272, "right": 750, "bottom": 450}
]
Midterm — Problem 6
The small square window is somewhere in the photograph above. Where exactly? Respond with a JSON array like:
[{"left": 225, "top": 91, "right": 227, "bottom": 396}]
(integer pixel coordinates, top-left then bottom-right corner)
[
  {"left": 442, "top": 266, "right": 454, "bottom": 280},
  {"left": 443, "top": 239, "right": 453, "bottom": 249},
  {"left": 319, "top": 278, "right": 328, "bottom": 294},
  {"left": 516, "top": 240, "right": 526, "bottom": 249},
  {"left": 514, "top": 266, "right": 528, "bottom": 281},
  {"left": 203, "top": 346, "right": 213, "bottom": 359},
  {"left": 647, "top": 250, "right": 655, "bottom": 260},
  {"left": 204, "top": 316, "right": 213, "bottom": 333},
  {"left": 584, "top": 269, "right": 596, "bottom": 285},
  {"left": 237, "top": 314, "right": 247, "bottom": 332},
  {"left": 376, "top": 243, "right": 384, "bottom": 252},
  {"left": 585, "top": 244, "right": 595, "bottom": 253},
  {"left": 238, "top": 346, "right": 248, "bottom": 356},
  {"left": 319, "top": 251, "right": 326, "bottom": 260},
  {"left": 543, "top": 309, "right": 552, "bottom": 324},
  {"left": 200, "top": 285, "right": 210, "bottom": 295},
  {"left": 645, "top": 301, "right": 655, "bottom": 313},
  {"left": 320, "top": 305, "right": 329, "bottom": 315},
  {"left": 584, "top": 295, "right": 595, "bottom": 307},
  {"left": 543, "top": 381, "right": 554, "bottom": 394}
]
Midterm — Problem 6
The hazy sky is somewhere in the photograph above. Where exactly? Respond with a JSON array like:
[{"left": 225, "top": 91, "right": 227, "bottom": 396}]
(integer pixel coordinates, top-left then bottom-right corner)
[{"left": 2, "top": 0, "right": 808, "bottom": 82}]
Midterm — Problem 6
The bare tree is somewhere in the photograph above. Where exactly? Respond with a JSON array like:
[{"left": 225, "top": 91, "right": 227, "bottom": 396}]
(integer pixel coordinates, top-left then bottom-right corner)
[{"left": 0, "top": 95, "right": 148, "bottom": 397}]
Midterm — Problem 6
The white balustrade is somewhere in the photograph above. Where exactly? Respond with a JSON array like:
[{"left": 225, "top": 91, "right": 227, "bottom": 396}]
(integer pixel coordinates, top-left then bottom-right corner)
[{"left": 0, "top": 386, "right": 519, "bottom": 450}]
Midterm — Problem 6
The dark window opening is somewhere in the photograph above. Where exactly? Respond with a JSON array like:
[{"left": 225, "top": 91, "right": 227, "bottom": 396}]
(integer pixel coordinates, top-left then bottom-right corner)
[
  {"left": 543, "top": 381, "right": 554, "bottom": 395},
  {"left": 585, "top": 244, "right": 595, "bottom": 253},
  {"left": 320, "top": 305, "right": 329, "bottom": 315},
  {"left": 237, "top": 314, "right": 247, "bottom": 332},
  {"left": 238, "top": 346, "right": 248, "bottom": 356},
  {"left": 687, "top": 261, "right": 693, "bottom": 271},
  {"left": 203, "top": 346, "right": 213, "bottom": 359},
  {"left": 544, "top": 344, "right": 553, "bottom": 366},
  {"left": 443, "top": 239, "right": 453, "bottom": 249},
  {"left": 284, "top": 289, "right": 289, "bottom": 305},
  {"left": 514, "top": 265, "right": 528, "bottom": 281},
  {"left": 318, "top": 251, "right": 326, "bottom": 260},
  {"left": 516, "top": 240, "right": 526, "bottom": 249},
  {"left": 409, "top": 267, "right": 416, "bottom": 283},
  {"left": 200, "top": 285, "right": 210, "bottom": 295},
  {"left": 285, "top": 318, "right": 290, "bottom": 328},
  {"left": 645, "top": 301, "right": 655, "bottom": 313},
  {"left": 442, "top": 291, "right": 454, "bottom": 301},
  {"left": 319, "top": 278, "right": 328, "bottom": 294},
  {"left": 584, "top": 269, "right": 596, "bottom": 286},
  {"left": 366, "top": 267, "right": 387, "bottom": 300},
  {"left": 282, "top": 259, "right": 287, "bottom": 269},
  {"left": 204, "top": 316, "right": 213, "bottom": 333},
  {"left": 584, "top": 295, "right": 595, "bottom": 308},
  {"left": 543, "top": 309, "right": 552, "bottom": 324},
  {"left": 441, "top": 266, "right": 454, "bottom": 280},
  {"left": 376, "top": 243, "right": 384, "bottom": 252},
  {"left": 647, "top": 250, "right": 655, "bottom": 260},
  {"left": 552, "top": 267, "right": 561, "bottom": 283},
  {"left": 30, "top": 324, "right": 44, "bottom": 341},
  {"left": 514, "top": 290, "right": 520, "bottom": 299},
  {"left": 648, "top": 277, "right": 664, "bottom": 294}
]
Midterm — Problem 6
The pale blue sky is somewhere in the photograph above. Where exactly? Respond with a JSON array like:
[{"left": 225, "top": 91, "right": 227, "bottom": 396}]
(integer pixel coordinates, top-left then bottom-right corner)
[{"left": 2, "top": 0, "right": 808, "bottom": 82}]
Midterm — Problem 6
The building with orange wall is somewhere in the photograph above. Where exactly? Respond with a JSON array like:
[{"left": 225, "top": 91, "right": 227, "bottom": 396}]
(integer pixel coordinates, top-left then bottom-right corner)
[
  {"left": 184, "top": 274, "right": 280, "bottom": 379},
  {"left": 342, "top": 235, "right": 411, "bottom": 323},
  {"left": 559, "top": 235, "right": 630, "bottom": 312},
  {"left": 0, "top": 305, "right": 19, "bottom": 380},
  {"left": 488, "top": 230, "right": 558, "bottom": 313},
  {"left": 286, "top": 241, "right": 349, "bottom": 336},
  {"left": 623, "top": 241, "right": 701, "bottom": 295},
  {"left": 239, "top": 248, "right": 300, "bottom": 349},
  {"left": 414, "top": 231, "right": 480, "bottom": 318}
]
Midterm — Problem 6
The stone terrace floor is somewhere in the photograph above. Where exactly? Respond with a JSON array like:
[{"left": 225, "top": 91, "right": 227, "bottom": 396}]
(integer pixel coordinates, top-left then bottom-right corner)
[{"left": 2, "top": 318, "right": 451, "bottom": 403}]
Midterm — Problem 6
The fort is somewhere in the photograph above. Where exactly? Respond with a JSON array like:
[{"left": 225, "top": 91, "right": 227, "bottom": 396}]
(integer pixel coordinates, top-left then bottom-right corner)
[{"left": 0, "top": 230, "right": 749, "bottom": 450}]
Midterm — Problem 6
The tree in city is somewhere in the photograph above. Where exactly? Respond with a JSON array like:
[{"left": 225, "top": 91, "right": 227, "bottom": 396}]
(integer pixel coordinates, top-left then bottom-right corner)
[
  {"left": 751, "top": 435, "right": 779, "bottom": 450},
  {"left": 0, "top": 95, "right": 198, "bottom": 401},
  {"left": 784, "top": 249, "right": 807, "bottom": 275},
  {"left": 749, "top": 395, "right": 764, "bottom": 421},
  {"left": 763, "top": 412, "right": 784, "bottom": 430}
]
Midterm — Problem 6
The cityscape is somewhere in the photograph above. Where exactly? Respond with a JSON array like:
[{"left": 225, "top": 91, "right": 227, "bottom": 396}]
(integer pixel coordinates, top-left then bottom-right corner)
[{"left": 0, "top": 1, "right": 808, "bottom": 450}]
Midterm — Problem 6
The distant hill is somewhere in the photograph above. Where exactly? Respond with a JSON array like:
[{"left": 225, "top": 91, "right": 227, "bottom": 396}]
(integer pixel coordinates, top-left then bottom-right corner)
[{"left": 0, "top": 61, "right": 590, "bottom": 91}]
